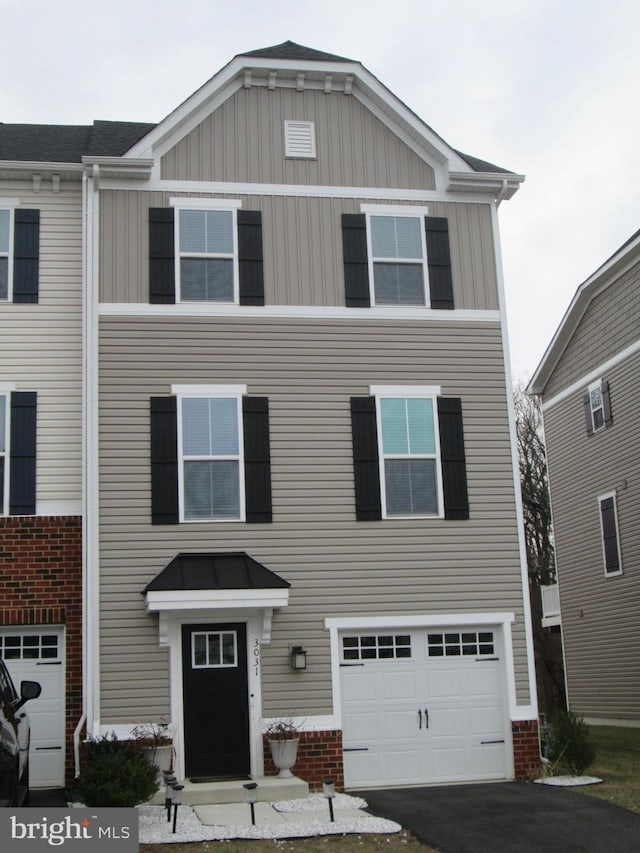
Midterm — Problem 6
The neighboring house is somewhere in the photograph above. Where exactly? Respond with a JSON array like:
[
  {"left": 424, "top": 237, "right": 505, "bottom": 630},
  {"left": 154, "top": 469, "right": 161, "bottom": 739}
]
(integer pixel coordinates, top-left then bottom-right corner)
[
  {"left": 529, "top": 229, "right": 640, "bottom": 725},
  {"left": 1, "top": 41, "right": 540, "bottom": 791}
]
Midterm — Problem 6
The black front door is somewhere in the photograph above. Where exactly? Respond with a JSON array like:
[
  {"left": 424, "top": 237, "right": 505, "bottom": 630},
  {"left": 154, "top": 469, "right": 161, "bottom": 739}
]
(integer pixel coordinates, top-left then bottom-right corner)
[{"left": 182, "top": 622, "right": 250, "bottom": 780}]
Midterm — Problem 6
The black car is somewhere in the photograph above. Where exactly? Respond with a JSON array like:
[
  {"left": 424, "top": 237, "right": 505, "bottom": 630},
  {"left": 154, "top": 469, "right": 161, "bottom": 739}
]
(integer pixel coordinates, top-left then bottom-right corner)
[{"left": 0, "top": 656, "right": 41, "bottom": 806}]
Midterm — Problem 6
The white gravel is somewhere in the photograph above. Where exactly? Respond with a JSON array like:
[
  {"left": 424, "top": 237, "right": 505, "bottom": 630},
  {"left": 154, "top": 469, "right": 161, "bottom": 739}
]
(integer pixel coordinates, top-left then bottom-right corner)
[
  {"left": 138, "top": 794, "right": 401, "bottom": 844},
  {"left": 534, "top": 775, "right": 603, "bottom": 787}
]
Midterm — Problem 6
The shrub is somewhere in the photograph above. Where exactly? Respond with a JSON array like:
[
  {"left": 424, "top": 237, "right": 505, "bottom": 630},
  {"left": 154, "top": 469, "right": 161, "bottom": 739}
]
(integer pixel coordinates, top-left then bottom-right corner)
[
  {"left": 78, "top": 733, "right": 160, "bottom": 807},
  {"left": 548, "top": 712, "right": 596, "bottom": 775}
]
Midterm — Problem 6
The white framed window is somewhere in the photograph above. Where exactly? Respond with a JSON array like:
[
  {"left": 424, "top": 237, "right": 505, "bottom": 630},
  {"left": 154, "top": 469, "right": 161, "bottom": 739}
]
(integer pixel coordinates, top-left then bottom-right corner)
[
  {"left": 342, "top": 634, "right": 412, "bottom": 662},
  {"left": 171, "top": 199, "right": 241, "bottom": 304},
  {"left": 362, "top": 205, "right": 430, "bottom": 307},
  {"left": 427, "top": 631, "right": 495, "bottom": 657},
  {"left": 0, "top": 393, "right": 7, "bottom": 514},
  {"left": 174, "top": 384, "right": 246, "bottom": 522},
  {"left": 0, "top": 207, "right": 14, "bottom": 302},
  {"left": 372, "top": 385, "right": 444, "bottom": 518},
  {"left": 599, "top": 491, "right": 623, "bottom": 577},
  {"left": 284, "top": 120, "right": 316, "bottom": 158},
  {"left": 588, "top": 380, "right": 605, "bottom": 432},
  {"left": 192, "top": 631, "right": 238, "bottom": 668}
]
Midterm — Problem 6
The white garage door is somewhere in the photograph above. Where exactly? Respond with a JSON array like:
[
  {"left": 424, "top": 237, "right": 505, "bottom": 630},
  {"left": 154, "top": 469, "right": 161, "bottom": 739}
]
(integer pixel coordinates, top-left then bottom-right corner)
[
  {"left": 340, "top": 628, "right": 509, "bottom": 788},
  {"left": 0, "top": 627, "right": 65, "bottom": 788}
]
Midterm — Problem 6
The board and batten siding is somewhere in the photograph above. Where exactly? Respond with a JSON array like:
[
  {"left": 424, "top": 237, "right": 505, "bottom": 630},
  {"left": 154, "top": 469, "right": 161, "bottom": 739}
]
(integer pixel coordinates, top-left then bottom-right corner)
[
  {"left": 99, "top": 189, "right": 499, "bottom": 311},
  {"left": 544, "top": 257, "right": 640, "bottom": 399},
  {"left": 160, "top": 86, "right": 437, "bottom": 189},
  {"left": 543, "top": 351, "right": 640, "bottom": 720},
  {"left": 97, "top": 316, "right": 529, "bottom": 722},
  {"left": 0, "top": 184, "right": 83, "bottom": 508}
]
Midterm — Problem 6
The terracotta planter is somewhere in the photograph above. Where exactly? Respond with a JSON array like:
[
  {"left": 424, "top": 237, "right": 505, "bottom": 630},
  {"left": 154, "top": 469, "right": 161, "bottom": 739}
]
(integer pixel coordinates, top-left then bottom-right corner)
[{"left": 269, "top": 738, "right": 299, "bottom": 778}]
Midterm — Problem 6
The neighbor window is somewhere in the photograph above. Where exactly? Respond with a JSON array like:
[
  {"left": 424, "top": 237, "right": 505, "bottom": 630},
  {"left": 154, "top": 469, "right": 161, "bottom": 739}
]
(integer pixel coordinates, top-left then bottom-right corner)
[
  {"left": 0, "top": 394, "right": 6, "bottom": 513},
  {"left": 0, "top": 209, "right": 11, "bottom": 301},
  {"left": 599, "top": 492, "right": 623, "bottom": 576},
  {"left": 376, "top": 389, "right": 442, "bottom": 517},
  {"left": 177, "top": 207, "right": 237, "bottom": 302},
  {"left": 178, "top": 392, "right": 244, "bottom": 521},
  {"left": 584, "top": 379, "right": 612, "bottom": 434},
  {"left": 368, "top": 212, "right": 428, "bottom": 306},
  {"left": 588, "top": 381, "right": 605, "bottom": 431}
]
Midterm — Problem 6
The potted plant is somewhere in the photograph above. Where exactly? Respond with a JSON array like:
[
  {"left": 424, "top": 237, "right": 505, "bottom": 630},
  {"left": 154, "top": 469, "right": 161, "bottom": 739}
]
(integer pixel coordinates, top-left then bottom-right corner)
[
  {"left": 264, "top": 718, "right": 301, "bottom": 778},
  {"left": 131, "top": 719, "right": 175, "bottom": 777}
]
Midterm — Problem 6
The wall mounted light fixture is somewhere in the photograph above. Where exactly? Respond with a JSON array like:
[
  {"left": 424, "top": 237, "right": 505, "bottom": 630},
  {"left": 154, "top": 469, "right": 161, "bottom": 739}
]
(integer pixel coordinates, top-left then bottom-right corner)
[{"left": 290, "top": 645, "right": 307, "bottom": 670}]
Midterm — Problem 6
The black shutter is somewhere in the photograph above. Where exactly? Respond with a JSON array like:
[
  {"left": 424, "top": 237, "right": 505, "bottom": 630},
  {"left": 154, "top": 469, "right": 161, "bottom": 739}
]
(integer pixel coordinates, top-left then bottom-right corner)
[
  {"left": 425, "top": 217, "right": 454, "bottom": 310},
  {"left": 437, "top": 397, "right": 469, "bottom": 520},
  {"left": 600, "top": 496, "right": 620, "bottom": 574},
  {"left": 243, "top": 396, "right": 272, "bottom": 523},
  {"left": 583, "top": 391, "right": 594, "bottom": 435},
  {"left": 238, "top": 210, "right": 265, "bottom": 306},
  {"left": 9, "top": 391, "right": 37, "bottom": 515},
  {"left": 13, "top": 209, "right": 40, "bottom": 304},
  {"left": 342, "top": 214, "right": 371, "bottom": 307},
  {"left": 602, "top": 380, "right": 613, "bottom": 427},
  {"left": 149, "top": 208, "right": 176, "bottom": 304},
  {"left": 351, "top": 397, "right": 382, "bottom": 520},
  {"left": 150, "top": 397, "right": 179, "bottom": 524}
]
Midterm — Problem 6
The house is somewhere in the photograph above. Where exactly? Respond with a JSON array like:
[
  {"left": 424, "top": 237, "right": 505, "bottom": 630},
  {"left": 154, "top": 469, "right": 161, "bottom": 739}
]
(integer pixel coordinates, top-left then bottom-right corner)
[
  {"left": 1, "top": 41, "right": 540, "bottom": 792},
  {"left": 529, "top": 229, "right": 640, "bottom": 726}
]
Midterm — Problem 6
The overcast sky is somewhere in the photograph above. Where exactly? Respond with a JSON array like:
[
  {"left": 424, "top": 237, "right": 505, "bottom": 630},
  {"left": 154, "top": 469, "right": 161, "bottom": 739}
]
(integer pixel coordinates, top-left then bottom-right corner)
[{"left": 2, "top": 0, "right": 639, "bottom": 382}]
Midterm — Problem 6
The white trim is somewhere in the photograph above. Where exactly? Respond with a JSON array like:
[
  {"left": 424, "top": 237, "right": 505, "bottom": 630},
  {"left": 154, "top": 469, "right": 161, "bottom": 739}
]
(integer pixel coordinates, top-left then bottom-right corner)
[
  {"left": 172, "top": 205, "right": 239, "bottom": 305},
  {"left": 0, "top": 198, "right": 20, "bottom": 208},
  {"left": 541, "top": 338, "right": 640, "bottom": 411},
  {"left": 0, "top": 205, "right": 15, "bottom": 303},
  {"left": 0, "top": 392, "right": 7, "bottom": 517},
  {"left": 598, "top": 490, "right": 623, "bottom": 577},
  {"left": 35, "top": 501, "right": 82, "bottom": 515},
  {"left": 99, "top": 302, "right": 500, "bottom": 324},
  {"left": 169, "top": 197, "right": 242, "bottom": 210},
  {"left": 171, "top": 383, "right": 247, "bottom": 396},
  {"left": 370, "top": 384, "right": 441, "bottom": 397},
  {"left": 145, "top": 588, "right": 289, "bottom": 612},
  {"left": 0, "top": 383, "right": 17, "bottom": 392},
  {"left": 360, "top": 203, "right": 430, "bottom": 217}
]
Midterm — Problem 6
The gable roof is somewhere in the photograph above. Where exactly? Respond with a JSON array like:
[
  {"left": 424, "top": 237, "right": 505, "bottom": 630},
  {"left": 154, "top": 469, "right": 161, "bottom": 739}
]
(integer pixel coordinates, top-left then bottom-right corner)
[
  {"left": 239, "top": 40, "right": 353, "bottom": 62},
  {"left": 528, "top": 226, "right": 640, "bottom": 395}
]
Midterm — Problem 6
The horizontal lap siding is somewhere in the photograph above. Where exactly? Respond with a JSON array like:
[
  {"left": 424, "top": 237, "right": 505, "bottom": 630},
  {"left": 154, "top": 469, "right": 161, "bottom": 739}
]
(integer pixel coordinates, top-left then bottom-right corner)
[
  {"left": 160, "top": 86, "right": 436, "bottom": 189},
  {"left": 544, "top": 352, "right": 640, "bottom": 719},
  {"left": 0, "top": 184, "right": 82, "bottom": 506},
  {"left": 97, "top": 317, "right": 529, "bottom": 721},
  {"left": 100, "top": 190, "right": 498, "bottom": 311}
]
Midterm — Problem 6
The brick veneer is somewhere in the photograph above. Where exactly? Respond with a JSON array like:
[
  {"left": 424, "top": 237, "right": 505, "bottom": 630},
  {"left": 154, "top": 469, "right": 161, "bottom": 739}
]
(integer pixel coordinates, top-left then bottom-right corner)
[
  {"left": 512, "top": 719, "right": 542, "bottom": 780},
  {"left": 263, "top": 729, "right": 344, "bottom": 791},
  {"left": 0, "top": 516, "right": 83, "bottom": 787}
]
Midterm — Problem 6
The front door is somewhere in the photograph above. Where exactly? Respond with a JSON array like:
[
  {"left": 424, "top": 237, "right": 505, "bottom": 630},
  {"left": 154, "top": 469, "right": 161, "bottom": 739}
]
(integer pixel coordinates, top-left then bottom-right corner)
[{"left": 181, "top": 623, "right": 250, "bottom": 780}]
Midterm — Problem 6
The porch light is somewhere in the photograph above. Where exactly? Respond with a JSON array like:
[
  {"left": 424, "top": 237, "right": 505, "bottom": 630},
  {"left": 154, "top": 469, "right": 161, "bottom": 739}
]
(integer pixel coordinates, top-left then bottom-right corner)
[
  {"left": 243, "top": 781, "right": 259, "bottom": 825},
  {"left": 290, "top": 645, "right": 307, "bottom": 670},
  {"left": 163, "top": 773, "right": 176, "bottom": 820},
  {"left": 171, "top": 784, "right": 184, "bottom": 834},
  {"left": 322, "top": 777, "right": 336, "bottom": 822}
]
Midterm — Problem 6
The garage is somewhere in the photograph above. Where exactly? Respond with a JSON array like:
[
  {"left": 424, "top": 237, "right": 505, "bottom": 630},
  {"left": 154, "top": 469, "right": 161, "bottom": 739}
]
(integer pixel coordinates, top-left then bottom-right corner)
[
  {"left": 0, "top": 627, "right": 65, "bottom": 788},
  {"left": 340, "top": 626, "right": 509, "bottom": 788}
]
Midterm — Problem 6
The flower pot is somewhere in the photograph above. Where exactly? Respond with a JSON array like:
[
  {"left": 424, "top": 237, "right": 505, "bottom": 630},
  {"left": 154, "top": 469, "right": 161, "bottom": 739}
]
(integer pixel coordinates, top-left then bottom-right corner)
[
  {"left": 269, "top": 738, "right": 299, "bottom": 778},
  {"left": 142, "top": 743, "right": 174, "bottom": 781}
]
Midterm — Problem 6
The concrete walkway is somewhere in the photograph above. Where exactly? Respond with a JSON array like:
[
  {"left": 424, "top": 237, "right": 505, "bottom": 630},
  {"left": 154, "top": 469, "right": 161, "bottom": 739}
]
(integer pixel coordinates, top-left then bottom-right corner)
[{"left": 357, "top": 782, "right": 640, "bottom": 853}]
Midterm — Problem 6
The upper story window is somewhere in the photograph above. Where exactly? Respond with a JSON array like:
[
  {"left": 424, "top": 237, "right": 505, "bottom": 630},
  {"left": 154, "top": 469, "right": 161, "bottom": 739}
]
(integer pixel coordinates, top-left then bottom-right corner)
[
  {"left": 149, "top": 203, "right": 264, "bottom": 306},
  {"left": 342, "top": 208, "right": 454, "bottom": 310},
  {"left": 0, "top": 205, "right": 39, "bottom": 304},
  {"left": 599, "top": 492, "right": 623, "bottom": 577},
  {"left": 584, "top": 379, "right": 612, "bottom": 435},
  {"left": 369, "top": 214, "right": 427, "bottom": 306},
  {"left": 177, "top": 388, "right": 244, "bottom": 521},
  {"left": 178, "top": 208, "right": 237, "bottom": 302},
  {"left": 0, "top": 389, "right": 37, "bottom": 517}
]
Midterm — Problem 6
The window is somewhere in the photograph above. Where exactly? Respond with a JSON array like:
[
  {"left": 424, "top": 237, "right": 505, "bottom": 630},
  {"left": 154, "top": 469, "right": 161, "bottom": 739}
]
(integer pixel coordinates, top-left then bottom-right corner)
[
  {"left": 192, "top": 631, "right": 237, "bottom": 668},
  {"left": 0, "top": 390, "right": 37, "bottom": 517},
  {"left": 0, "top": 206, "right": 39, "bottom": 304},
  {"left": 584, "top": 379, "right": 612, "bottom": 434},
  {"left": 342, "top": 634, "right": 412, "bottom": 661},
  {"left": 284, "top": 120, "right": 316, "bottom": 158},
  {"left": 427, "top": 631, "right": 495, "bottom": 657},
  {"left": 0, "top": 632, "right": 59, "bottom": 661},
  {"left": 149, "top": 204, "right": 264, "bottom": 306},
  {"left": 150, "top": 391, "right": 272, "bottom": 525},
  {"left": 178, "top": 390, "right": 244, "bottom": 521},
  {"left": 342, "top": 210, "right": 454, "bottom": 309},
  {"left": 599, "top": 492, "right": 622, "bottom": 576},
  {"left": 351, "top": 390, "right": 468, "bottom": 522}
]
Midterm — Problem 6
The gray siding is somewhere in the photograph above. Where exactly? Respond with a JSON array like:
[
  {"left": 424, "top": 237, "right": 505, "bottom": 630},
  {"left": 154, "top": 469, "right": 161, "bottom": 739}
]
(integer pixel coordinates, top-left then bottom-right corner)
[
  {"left": 99, "top": 190, "right": 499, "bottom": 310},
  {"left": 544, "top": 257, "right": 640, "bottom": 398},
  {"left": 161, "top": 86, "right": 436, "bottom": 189},
  {"left": 0, "top": 183, "right": 83, "bottom": 508},
  {"left": 544, "top": 351, "right": 640, "bottom": 720},
  {"left": 97, "top": 316, "right": 529, "bottom": 721}
]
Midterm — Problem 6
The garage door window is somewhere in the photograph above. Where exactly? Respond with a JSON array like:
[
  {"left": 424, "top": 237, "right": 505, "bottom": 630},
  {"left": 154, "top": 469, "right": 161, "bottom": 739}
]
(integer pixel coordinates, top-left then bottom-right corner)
[
  {"left": 0, "top": 633, "right": 59, "bottom": 660},
  {"left": 342, "top": 634, "right": 412, "bottom": 661},
  {"left": 427, "top": 631, "right": 494, "bottom": 657}
]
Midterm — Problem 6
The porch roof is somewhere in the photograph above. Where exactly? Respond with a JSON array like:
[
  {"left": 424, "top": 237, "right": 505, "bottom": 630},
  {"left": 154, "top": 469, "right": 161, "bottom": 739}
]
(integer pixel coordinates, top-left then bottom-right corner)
[{"left": 144, "top": 552, "right": 291, "bottom": 593}]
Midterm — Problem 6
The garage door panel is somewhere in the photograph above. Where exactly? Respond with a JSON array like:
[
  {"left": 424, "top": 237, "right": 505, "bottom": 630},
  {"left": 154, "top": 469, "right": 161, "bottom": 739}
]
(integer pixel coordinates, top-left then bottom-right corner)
[
  {"left": 467, "top": 666, "right": 501, "bottom": 695},
  {"left": 431, "top": 707, "right": 464, "bottom": 737},
  {"left": 425, "top": 667, "right": 461, "bottom": 699},
  {"left": 383, "top": 708, "right": 420, "bottom": 739},
  {"left": 341, "top": 670, "right": 376, "bottom": 701},
  {"left": 469, "top": 705, "right": 504, "bottom": 737},
  {"left": 343, "top": 709, "right": 378, "bottom": 742},
  {"left": 381, "top": 670, "right": 417, "bottom": 700},
  {"left": 471, "top": 743, "right": 507, "bottom": 777},
  {"left": 386, "top": 748, "right": 421, "bottom": 781},
  {"left": 431, "top": 746, "right": 467, "bottom": 780}
]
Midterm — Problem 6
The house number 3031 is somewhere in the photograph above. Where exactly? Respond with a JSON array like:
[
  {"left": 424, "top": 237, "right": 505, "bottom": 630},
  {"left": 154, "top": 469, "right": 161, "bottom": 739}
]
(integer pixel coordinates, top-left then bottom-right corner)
[{"left": 253, "top": 639, "right": 260, "bottom": 676}]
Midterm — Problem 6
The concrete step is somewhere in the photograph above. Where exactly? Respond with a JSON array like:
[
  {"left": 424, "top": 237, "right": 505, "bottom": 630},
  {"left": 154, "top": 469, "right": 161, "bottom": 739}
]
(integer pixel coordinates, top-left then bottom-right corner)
[{"left": 152, "top": 775, "right": 309, "bottom": 807}]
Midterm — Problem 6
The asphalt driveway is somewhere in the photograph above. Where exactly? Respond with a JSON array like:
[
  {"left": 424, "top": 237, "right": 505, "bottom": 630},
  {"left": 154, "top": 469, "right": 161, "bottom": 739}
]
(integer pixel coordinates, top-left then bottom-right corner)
[{"left": 356, "top": 782, "right": 640, "bottom": 853}]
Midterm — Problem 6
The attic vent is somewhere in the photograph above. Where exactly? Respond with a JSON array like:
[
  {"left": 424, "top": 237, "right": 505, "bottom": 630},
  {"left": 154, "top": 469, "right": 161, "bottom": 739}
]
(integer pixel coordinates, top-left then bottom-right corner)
[{"left": 284, "top": 120, "right": 316, "bottom": 159}]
